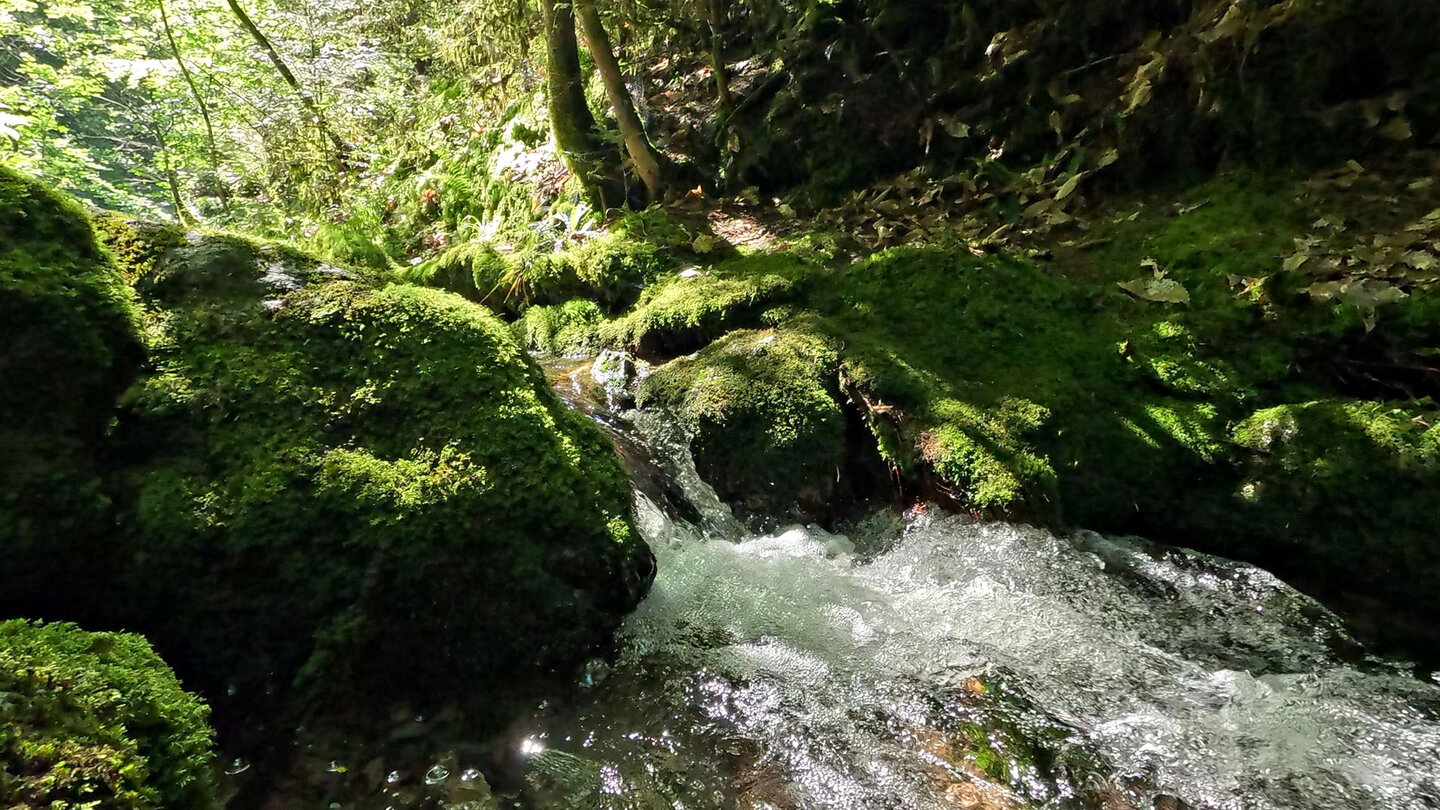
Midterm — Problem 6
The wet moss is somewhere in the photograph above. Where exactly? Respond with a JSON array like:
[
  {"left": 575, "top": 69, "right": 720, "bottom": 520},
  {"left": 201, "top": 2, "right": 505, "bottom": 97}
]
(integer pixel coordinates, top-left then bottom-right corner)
[
  {"left": 1227, "top": 399, "right": 1440, "bottom": 587},
  {"left": 0, "top": 620, "right": 216, "bottom": 810},
  {"left": 514, "top": 298, "right": 604, "bottom": 354},
  {"left": 638, "top": 327, "right": 845, "bottom": 515}
]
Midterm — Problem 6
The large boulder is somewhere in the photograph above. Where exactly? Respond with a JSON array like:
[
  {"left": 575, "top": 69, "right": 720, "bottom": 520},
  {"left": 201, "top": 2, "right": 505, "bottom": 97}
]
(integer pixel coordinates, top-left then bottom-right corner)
[
  {"left": 638, "top": 327, "right": 846, "bottom": 519},
  {"left": 103, "top": 229, "right": 655, "bottom": 717},
  {"left": 0, "top": 620, "right": 216, "bottom": 810},
  {"left": 0, "top": 166, "right": 141, "bottom": 614}
]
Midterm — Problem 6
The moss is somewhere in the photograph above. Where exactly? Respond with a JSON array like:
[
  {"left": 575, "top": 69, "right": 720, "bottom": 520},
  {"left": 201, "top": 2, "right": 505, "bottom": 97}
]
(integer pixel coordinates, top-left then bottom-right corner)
[
  {"left": 0, "top": 167, "right": 142, "bottom": 610},
  {"left": 110, "top": 234, "right": 652, "bottom": 717},
  {"left": 90, "top": 214, "right": 187, "bottom": 285},
  {"left": 398, "top": 241, "right": 510, "bottom": 303},
  {"left": 1122, "top": 320, "right": 1249, "bottom": 401},
  {"left": 918, "top": 397, "right": 1055, "bottom": 510},
  {"left": 602, "top": 168, "right": 1440, "bottom": 652},
  {"left": 514, "top": 298, "right": 604, "bottom": 354},
  {"left": 810, "top": 246, "right": 1113, "bottom": 513},
  {"left": 1227, "top": 400, "right": 1440, "bottom": 581},
  {"left": 400, "top": 208, "right": 712, "bottom": 315},
  {"left": 0, "top": 620, "right": 216, "bottom": 810},
  {"left": 934, "top": 673, "right": 1118, "bottom": 806},
  {"left": 601, "top": 251, "right": 821, "bottom": 355},
  {"left": 638, "top": 327, "right": 845, "bottom": 515}
]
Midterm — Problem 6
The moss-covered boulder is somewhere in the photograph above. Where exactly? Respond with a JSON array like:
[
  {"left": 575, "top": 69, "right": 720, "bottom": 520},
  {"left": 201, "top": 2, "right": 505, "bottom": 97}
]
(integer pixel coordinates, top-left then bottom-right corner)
[
  {"left": 0, "top": 166, "right": 141, "bottom": 612},
  {"left": 601, "top": 252, "right": 820, "bottom": 356},
  {"left": 399, "top": 208, "right": 714, "bottom": 316},
  {"left": 104, "top": 230, "right": 653, "bottom": 717},
  {"left": 1227, "top": 400, "right": 1440, "bottom": 623},
  {"left": 514, "top": 298, "right": 605, "bottom": 354},
  {"left": 638, "top": 328, "right": 846, "bottom": 516},
  {"left": 0, "top": 620, "right": 216, "bottom": 810}
]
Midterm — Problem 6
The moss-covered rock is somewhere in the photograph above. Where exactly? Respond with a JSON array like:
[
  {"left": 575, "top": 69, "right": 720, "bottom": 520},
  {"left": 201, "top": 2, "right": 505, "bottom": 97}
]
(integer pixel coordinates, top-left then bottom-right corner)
[
  {"left": 104, "top": 229, "right": 653, "bottom": 718},
  {"left": 601, "top": 252, "right": 820, "bottom": 356},
  {"left": 0, "top": 166, "right": 141, "bottom": 611},
  {"left": 399, "top": 208, "right": 714, "bottom": 316},
  {"left": 0, "top": 620, "right": 216, "bottom": 810},
  {"left": 514, "top": 298, "right": 605, "bottom": 354},
  {"left": 638, "top": 328, "right": 845, "bottom": 516},
  {"left": 612, "top": 171, "right": 1440, "bottom": 655},
  {"left": 1227, "top": 400, "right": 1440, "bottom": 609}
]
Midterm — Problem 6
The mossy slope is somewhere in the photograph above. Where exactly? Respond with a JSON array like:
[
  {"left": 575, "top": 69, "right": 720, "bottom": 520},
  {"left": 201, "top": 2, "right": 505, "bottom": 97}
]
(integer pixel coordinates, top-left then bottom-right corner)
[{"left": 0, "top": 620, "right": 216, "bottom": 810}]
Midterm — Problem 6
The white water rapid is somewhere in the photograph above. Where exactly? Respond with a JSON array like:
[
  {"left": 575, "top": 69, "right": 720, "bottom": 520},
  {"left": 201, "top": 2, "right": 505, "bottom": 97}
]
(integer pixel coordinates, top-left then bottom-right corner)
[{"left": 516, "top": 397, "right": 1440, "bottom": 810}]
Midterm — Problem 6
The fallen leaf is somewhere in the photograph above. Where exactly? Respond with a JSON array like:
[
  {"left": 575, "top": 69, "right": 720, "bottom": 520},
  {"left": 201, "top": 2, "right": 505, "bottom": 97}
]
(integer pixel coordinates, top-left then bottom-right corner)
[
  {"left": 1379, "top": 116, "right": 1413, "bottom": 141},
  {"left": 1307, "top": 278, "right": 1408, "bottom": 308},
  {"left": 1118, "top": 272, "right": 1190, "bottom": 304},
  {"left": 1023, "top": 198, "right": 1055, "bottom": 219},
  {"left": 1055, "top": 173, "right": 1083, "bottom": 201},
  {"left": 1282, "top": 253, "right": 1309, "bottom": 273},
  {"left": 1402, "top": 251, "right": 1438, "bottom": 271}
]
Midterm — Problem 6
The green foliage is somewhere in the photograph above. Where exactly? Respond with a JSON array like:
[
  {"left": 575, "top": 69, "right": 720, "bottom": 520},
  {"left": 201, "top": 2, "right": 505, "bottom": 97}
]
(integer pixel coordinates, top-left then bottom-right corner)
[
  {"left": 0, "top": 620, "right": 216, "bottom": 810},
  {"left": 0, "top": 167, "right": 141, "bottom": 602},
  {"left": 110, "top": 232, "right": 649, "bottom": 710},
  {"left": 638, "top": 328, "right": 845, "bottom": 513}
]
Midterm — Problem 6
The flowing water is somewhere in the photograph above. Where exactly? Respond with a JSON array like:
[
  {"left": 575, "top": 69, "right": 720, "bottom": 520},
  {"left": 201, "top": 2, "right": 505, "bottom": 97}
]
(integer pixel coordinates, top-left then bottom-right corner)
[{"left": 513, "top": 374, "right": 1440, "bottom": 810}]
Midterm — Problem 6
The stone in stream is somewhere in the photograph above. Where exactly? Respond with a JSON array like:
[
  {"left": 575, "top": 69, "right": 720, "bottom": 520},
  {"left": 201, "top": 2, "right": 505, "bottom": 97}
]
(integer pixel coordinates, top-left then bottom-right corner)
[{"left": 590, "top": 348, "right": 638, "bottom": 407}]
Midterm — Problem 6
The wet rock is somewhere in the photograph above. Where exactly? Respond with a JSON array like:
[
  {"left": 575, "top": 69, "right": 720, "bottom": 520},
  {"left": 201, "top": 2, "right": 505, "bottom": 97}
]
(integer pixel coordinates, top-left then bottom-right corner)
[
  {"left": 591, "top": 348, "right": 638, "bottom": 406},
  {"left": 638, "top": 327, "right": 846, "bottom": 520}
]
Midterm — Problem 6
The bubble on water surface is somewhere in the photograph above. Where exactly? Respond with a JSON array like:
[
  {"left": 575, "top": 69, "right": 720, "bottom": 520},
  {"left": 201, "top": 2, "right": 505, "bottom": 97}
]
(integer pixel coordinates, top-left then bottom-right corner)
[{"left": 423, "top": 764, "right": 449, "bottom": 785}]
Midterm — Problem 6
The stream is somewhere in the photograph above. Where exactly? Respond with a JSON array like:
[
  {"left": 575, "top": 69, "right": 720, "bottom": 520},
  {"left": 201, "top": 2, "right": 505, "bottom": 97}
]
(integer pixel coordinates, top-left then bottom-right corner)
[{"left": 508, "top": 361, "right": 1440, "bottom": 810}]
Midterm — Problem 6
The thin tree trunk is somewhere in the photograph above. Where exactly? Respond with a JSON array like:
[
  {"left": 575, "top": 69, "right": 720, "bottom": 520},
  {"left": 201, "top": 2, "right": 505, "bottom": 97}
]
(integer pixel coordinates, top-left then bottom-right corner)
[
  {"left": 574, "top": 0, "right": 665, "bottom": 202},
  {"left": 224, "top": 0, "right": 347, "bottom": 171},
  {"left": 148, "top": 126, "right": 193, "bottom": 225},
  {"left": 539, "top": 0, "right": 623, "bottom": 207},
  {"left": 704, "top": 0, "right": 732, "bottom": 107},
  {"left": 164, "top": 165, "right": 191, "bottom": 225},
  {"left": 159, "top": 0, "right": 229, "bottom": 212}
]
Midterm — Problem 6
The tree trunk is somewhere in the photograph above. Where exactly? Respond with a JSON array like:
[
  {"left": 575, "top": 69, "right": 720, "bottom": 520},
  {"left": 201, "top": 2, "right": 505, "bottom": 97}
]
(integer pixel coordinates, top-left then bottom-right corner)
[
  {"left": 224, "top": 0, "right": 347, "bottom": 172},
  {"left": 539, "top": 0, "right": 624, "bottom": 207},
  {"left": 574, "top": 0, "right": 665, "bottom": 203},
  {"left": 704, "top": 0, "right": 732, "bottom": 108},
  {"left": 159, "top": 0, "right": 229, "bottom": 213}
]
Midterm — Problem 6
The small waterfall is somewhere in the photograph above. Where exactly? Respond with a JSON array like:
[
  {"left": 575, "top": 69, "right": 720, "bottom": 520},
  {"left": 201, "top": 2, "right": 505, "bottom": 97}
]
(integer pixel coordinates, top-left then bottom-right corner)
[{"left": 520, "top": 366, "right": 1440, "bottom": 810}]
